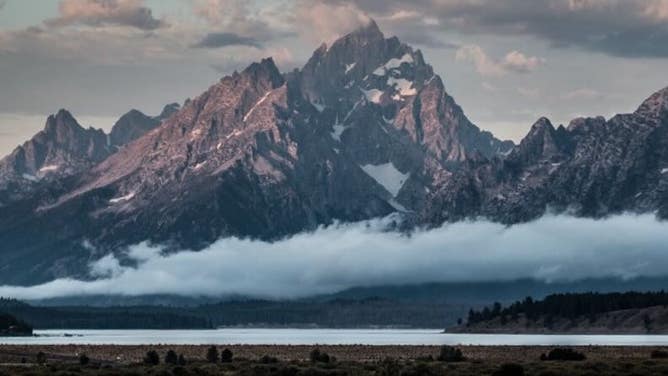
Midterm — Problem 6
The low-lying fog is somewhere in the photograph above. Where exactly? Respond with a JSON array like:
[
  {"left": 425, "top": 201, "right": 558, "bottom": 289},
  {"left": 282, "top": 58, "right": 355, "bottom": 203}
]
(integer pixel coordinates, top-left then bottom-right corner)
[{"left": 2, "top": 213, "right": 667, "bottom": 300}]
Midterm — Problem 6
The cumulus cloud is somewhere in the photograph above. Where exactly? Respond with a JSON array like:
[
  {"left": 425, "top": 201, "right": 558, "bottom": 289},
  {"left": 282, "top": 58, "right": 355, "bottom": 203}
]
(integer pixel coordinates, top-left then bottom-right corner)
[
  {"left": 339, "top": 0, "right": 668, "bottom": 58},
  {"left": 2, "top": 213, "right": 668, "bottom": 300},
  {"left": 190, "top": 0, "right": 293, "bottom": 43},
  {"left": 45, "top": 0, "right": 165, "bottom": 30},
  {"left": 294, "top": 0, "right": 371, "bottom": 44},
  {"left": 456, "top": 45, "right": 544, "bottom": 77}
]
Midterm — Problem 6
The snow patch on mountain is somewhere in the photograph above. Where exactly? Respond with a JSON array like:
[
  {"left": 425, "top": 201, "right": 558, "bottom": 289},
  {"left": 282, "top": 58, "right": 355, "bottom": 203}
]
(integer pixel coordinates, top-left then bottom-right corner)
[
  {"left": 243, "top": 91, "right": 272, "bottom": 122},
  {"left": 331, "top": 116, "right": 346, "bottom": 142},
  {"left": 109, "top": 192, "right": 135, "bottom": 204},
  {"left": 373, "top": 54, "right": 414, "bottom": 76},
  {"left": 361, "top": 88, "right": 383, "bottom": 104},
  {"left": 39, "top": 165, "right": 59, "bottom": 173},
  {"left": 360, "top": 162, "right": 409, "bottom": 197},
  {"left": 387, "top": 77, "right": 417, "bottom": 96},
  {"left": 22, "top": 174, "right": 38, "bottom": 182}
]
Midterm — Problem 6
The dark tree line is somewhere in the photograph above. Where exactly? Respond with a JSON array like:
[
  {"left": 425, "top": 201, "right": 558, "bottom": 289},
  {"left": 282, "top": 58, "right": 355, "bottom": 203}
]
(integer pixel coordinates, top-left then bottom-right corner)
[
  {"left": 0, "top": 296, "right": 455, "bottom": 329},
  {"left": 0, "top": 312, "right": 32, "bottom": 335},
  {"left": 468, "top": 291, "right": 668, "bottom": 325},
  {"left": 0, "top": 298, "right": 211, "bottom": 329}
]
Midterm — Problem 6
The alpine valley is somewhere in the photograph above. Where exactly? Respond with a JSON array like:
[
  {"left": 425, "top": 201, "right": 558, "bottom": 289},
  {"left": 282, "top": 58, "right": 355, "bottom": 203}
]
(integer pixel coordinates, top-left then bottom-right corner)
[{"left": 1, "top": 21, "right": 667, "bottom": 286}]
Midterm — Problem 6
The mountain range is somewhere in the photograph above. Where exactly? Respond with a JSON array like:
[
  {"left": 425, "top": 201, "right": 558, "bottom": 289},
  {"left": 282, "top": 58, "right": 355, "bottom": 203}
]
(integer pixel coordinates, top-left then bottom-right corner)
[{"left": 0, "top": 21, "right": 667, "bottom": 285}]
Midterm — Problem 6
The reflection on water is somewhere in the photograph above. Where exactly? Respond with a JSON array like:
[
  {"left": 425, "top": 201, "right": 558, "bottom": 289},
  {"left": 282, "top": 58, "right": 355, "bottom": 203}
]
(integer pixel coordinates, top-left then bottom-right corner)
[{"left": 2, "top": 329, "right": 668, "bottom": 346}]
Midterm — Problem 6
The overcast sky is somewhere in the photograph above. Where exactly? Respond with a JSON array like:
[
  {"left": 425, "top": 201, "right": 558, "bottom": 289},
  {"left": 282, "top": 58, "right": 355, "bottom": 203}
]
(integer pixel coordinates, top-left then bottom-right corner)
[{"left": 0, "top": 0, "right": 667, "bottom": 156}]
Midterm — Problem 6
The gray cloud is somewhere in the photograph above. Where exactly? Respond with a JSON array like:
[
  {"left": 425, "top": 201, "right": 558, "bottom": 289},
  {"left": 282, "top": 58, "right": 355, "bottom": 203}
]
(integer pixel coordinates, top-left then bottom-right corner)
[
  {"left": 2, "top": 213, "right": 668, "bottom": 300},
  {"left": 337, "top": 0, "right": 668, "bottom": 58},
  {"left": 0, "top": 1, "right": 6, "bottom": 10},
  {"left": 45, "top": 0, "right": 165, "bottom": 30},
  {"left": 193, "top": 32, "right": 261, "bottom": 49}
]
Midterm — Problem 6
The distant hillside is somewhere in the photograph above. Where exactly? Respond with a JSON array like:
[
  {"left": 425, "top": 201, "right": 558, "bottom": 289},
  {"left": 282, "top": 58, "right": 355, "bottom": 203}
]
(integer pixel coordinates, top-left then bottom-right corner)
[{"left": 450, "top": 291, "right": 668, "bottom": 334}]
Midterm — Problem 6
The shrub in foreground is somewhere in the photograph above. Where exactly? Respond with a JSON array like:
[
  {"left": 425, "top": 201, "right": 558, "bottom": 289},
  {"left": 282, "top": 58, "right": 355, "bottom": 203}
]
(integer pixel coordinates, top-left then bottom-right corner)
[
  {"left": 206, "top": 346, "right": 219, "bottom": 363},
  {"left": 260, "top": 355, "right": 278, "bottom": 364},
  {"left": 221, "top": 348, "right": 233, "bottom": 363},
  {"left": 178, "top": 354, "right": 187, "bottom": 366},
  {"left": 165, "top": 349, "right": 178, "bottom": 365},
  {"left": 540, "top": 348, "right": 586, "bottom": 361},
  {"left": 436, "top": 346, "right": 464, "bottom": 362},
  {"left": 310, "top": 348, "right": 330, "bottom": 363},
  {"left": 492, "top": 363, "right": 525, "bottom": 376},
  {"left": 36, "top": 352, "right": 47, "bottom": 365},
  {"left": 78, "top": 354, "right": 89, "bottom": 366},
  {"left": 651, "top": 349, "right": 668, "bottom": 359},
  {"left": 143, "top": 350, "right": 160, "bottom": 366}
]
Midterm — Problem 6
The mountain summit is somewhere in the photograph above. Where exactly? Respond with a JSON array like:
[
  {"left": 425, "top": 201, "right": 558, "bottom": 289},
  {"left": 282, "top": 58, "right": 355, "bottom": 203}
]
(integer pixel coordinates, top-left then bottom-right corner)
[{"left": 0, "top": 22, "right": 666, "bottom": 285}]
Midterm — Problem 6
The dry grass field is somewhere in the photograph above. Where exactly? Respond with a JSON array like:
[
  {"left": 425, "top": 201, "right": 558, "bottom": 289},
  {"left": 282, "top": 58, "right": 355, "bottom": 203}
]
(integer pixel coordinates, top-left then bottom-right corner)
[{"left": 0, "top": 345, "right": 665, "bottom": 375}]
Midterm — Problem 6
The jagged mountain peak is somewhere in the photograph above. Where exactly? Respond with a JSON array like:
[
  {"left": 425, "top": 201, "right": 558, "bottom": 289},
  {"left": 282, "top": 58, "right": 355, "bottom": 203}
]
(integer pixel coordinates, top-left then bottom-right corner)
[
  {"left": 636, "top": 86, "right": 668, "bottom": 118},
  {"left": 524, "top": 117, "right": 557, "bottom": 139},
  {"left": 508, "top": 116, "right": 571, "bottom": 166},
  {"left": 44, "top": 109, "right": 83, "bottom": 133},
  {"left": 158, "top": 103, "right": 180, "bottom": 120},
  {"left": 235, "top": 57, "right": 284, "bottom": 89},
  {"left": 343, "top": 18, "right": 384, "bottom": 44},
  {"left": 109, "top": 109, "right": 159, "bottom": 147}
]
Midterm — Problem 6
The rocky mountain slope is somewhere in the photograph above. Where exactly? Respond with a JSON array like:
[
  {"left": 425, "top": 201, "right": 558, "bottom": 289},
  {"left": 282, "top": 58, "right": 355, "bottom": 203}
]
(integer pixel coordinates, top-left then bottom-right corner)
[
  {"left": 0, "top": 104, "right": 177, "bottom": 206},
  {"left": 0, "top": 21, "right": 666, "bottom": 285},
  {"left": 423, "top": 87, "right": 668, "bottom": 224},
  {"left": 0, "top": 110, "right": 112, "bottom": 205},
  {"left": 109, "top": 103, "right": 179, "bottom": 147}
]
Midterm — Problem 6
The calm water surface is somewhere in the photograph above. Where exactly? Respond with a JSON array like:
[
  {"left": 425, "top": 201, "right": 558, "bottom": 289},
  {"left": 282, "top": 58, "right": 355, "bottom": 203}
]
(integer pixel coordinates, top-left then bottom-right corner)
[{"left": 2, "top": 329, "right": 668, "bottom": 346}]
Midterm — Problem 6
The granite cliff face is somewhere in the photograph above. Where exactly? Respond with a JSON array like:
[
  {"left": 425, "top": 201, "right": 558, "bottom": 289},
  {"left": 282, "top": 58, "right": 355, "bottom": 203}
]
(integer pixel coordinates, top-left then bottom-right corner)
[{"left": 0, "top": 21, "right": 666, "bottom": 285}]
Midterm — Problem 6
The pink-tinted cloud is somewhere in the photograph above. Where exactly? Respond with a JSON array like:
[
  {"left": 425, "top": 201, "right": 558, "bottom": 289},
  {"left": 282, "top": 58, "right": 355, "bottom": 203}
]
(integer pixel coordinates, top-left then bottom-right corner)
[{"left": 45, "top": 0, "right": 165, "bottom": 30}]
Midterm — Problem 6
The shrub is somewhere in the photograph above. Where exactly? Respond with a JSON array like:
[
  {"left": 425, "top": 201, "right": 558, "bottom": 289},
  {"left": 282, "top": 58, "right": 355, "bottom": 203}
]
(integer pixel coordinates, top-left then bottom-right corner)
[
  {"left": 165, "top": 350, "right": 178, "bottom": 365},
  {"left": 436, "top": 346, "right": 464, "bottom": 362},
  {"left": 143, "top": 350, "right": 160, "bottom": 366},
  {"left": 221, "top": 348, "right": 233, "bottom": 363},
  {"left": 173, "top": 366, "right": 189, "bottom": 376},
  {"left": 380, "top": 357, "right": 400, "bottom": 376},
  {"left": 540, "top": 348, "right": 586, "bottom": 361},
  {"left": 309, "top": 348, "right": 330, "bottom": 363},
  {"left": 492, "top": 363, "right": 525, "bottom": 376},
  {"left": 651, "top": 349, "right": 668, "bottom": 359},
  {"left": 36, "top": 352, "right": 47, "bottom": 365},
  {"left": 259, "top": 355, "right": 278, "bottom": 364},
  {"left": 78, "top": 354, "right": 90, "bottom": 366},
  {"left": 178, "top": 354, "right": 187, "bottom": 365},
  {"left": 206, "top": 346, "right": 219, "bottom": 363}
]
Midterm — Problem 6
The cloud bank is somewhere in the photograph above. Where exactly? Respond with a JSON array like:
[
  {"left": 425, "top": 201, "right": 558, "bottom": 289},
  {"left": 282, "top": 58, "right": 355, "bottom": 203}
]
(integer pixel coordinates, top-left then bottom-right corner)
[
  {"left": 2, "top": 213, "right": 668, "bottom": 300},
  {"left": 340, "top": 0, "right": 668, "bottom": 58}
]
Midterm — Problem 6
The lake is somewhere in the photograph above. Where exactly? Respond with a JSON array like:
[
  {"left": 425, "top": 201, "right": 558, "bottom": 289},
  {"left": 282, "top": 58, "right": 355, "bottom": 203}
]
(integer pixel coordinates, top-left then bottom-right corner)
[{"left": 2, "top": 329, "right": 668, "bottom": 346}]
